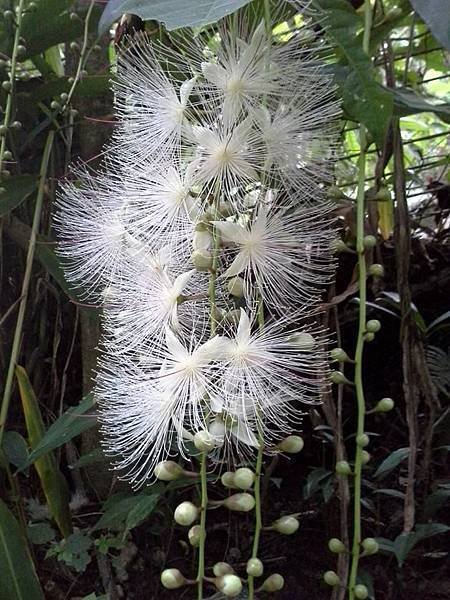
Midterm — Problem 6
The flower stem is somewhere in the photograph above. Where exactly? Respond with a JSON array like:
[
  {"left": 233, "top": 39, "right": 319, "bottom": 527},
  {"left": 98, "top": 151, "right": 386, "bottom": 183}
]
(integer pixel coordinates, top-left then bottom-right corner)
[
  {"left": 197, "top": 450, "right": 208, "bottom": 600},
  {"left": 248, "top": 430, "right": 264, "bottom": 599},
  {"left": 348, "top": 2, "right": 372, "bottom": 598}
]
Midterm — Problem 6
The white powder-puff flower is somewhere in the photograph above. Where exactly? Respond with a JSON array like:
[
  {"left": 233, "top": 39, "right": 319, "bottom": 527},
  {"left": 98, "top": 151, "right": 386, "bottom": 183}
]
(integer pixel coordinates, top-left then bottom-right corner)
[{"left": 213, "top": 195, "right": 335, "bottom": 313}]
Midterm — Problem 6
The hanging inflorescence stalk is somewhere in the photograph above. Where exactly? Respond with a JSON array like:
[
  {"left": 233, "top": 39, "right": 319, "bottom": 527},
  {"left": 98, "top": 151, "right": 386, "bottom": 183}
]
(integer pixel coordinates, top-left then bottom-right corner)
[{"left": 56, "top": 1, "right": 339, "bottom": 596}]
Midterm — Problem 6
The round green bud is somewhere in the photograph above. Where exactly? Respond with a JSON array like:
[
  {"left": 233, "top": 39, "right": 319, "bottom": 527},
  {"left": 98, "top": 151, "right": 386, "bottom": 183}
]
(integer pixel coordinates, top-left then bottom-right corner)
[
  {"left": 366, "top": 319, "right": 381, "bottom": 333},
  {"left": 323, "top": 571, "right": 340, "bottom": 586},
  {"left": 260, "top": 573, "right": 284, "bottom": 592},
  {"left": 213, "top": 562, "right": 234, "bottom": 577},
  {"left": 188, "top": 525, "right": 201, "bottom": 547},
  {"left": 375, "top": 397, "right": 394, "bottom": 412},
  {"left": 362, "top": 537, "right": 379, "bottom": 555},
  {"left": 223, "top": 493, "right": 255, "bottom": 512},
  {"left": 221, "top": 471, "right": 236, "bottom": 488},
  {"left": 354, "top": 584, "right": 369, "bottom": 599},
  {"left": 174, "top": 501, "right": 199, "bottom": 526},
  {"left": 160, "top": 568, "right": 185, "bottom": 589},
  {"left": 69, "top": 41, "right": 79, "bottom": 51},
  {"left": 0, "top": 124, "right": 8, "bottom": 135},
  {"left": 3, "top": 150, "right": 12, "bottom": 160},
  {"left": 69, "top": 12, "right": 78, "bottom": 21},
  {"left": 2, "top": 81, "right": 11, "bottom": 92},
  {"left": 217, "top": 574, "right": 242, "bottom": 598},
  {"left": 278, "top": 435, "right": 304, "bottom": 454},
  {"left": 328, "top": 538, "right": 346, "bottom": 554},
  {"left": 335, "top": 461, "right": 352, "bottom": 476},
  {"left": 191, "top": 249, "right": 213, "bottom": 271},
  {"left": 193, "top": 430, "right": 215, "bottom": 453},
  {"left": 233, "top": 467, "right": 255, "bottom": 490},
  {"left": 68, "top": 76, "right": 75, "bottom": 84},
  {"left": 227, "top": 276, "right": 245, "bottom": 298},
  {"left": 50, "top": 100, "right": 60, "bottom": 110},
  {"left": 17, "top": 45, "right": 26, "bottom": 56},
  {"left": 3, "top": 10, "right": 14, "bottom": 20},
  {"left": 330, "top": 370, "right": 348, "bottom": 385},
  {"left": 11, "top": 120, "right": 22, "bottom": 130},
  {"left": 154, "top": 460, "right": 184, "bottom": 481},
  {"left": 60, "top": 92, "right": 68, "bottom": 102},
  {"left": 80, "top": 69, "right": 88, "bottom": 77},
  {"left": 28, "top": 2, "right": 37, "bottom": 10},
  {"left": 246, "top": 557, "right": 264, "bottom": 577},
  {"left": 330, "top": 348, "right": 350, "bottom": 362},
  {"left": 364, "top": 332, "right": 375, "bottom": 342},
  {"left": 332, "top": 238, "right": 351, "bottom": 253},
  {"left": 288, "top": 332, "right": 316, "bottom": 350},
  {"left": 361, "top": 450, "right": 371, "bottom": 465},
  {"left": 356, "top": 433, "right": 370, "bottom": 448},
  {"left": 363, "top": 235, "right": 377, "bottom": 248},
  {"left": 273, "top": 515, "right": 299, "bottom": 535},
  {"left": 369, "top": 263, "right": 384, "bottom": 277}
]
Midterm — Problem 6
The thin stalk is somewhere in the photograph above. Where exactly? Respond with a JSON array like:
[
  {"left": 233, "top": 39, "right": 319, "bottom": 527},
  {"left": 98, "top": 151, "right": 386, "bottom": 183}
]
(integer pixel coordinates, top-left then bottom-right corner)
[
  {"left": 0, "top": 0, "right": 26, "bottom": 176},
  {"left": 0, "top": 130, "right": 54, "bottom": 446},
  {"left": 348, "top": 2, "right": 372, "bottom": 598}
]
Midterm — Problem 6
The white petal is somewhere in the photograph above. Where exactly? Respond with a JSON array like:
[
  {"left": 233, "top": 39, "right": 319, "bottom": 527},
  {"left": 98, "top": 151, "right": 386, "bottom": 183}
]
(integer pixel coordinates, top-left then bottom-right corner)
[
  {"left": 179, "top": 76, "right": 197, "bottom": 106},
  {"left": 223, "top": 252, "right": 249, "bottom": 278},
  {"left": 213, "top": 221, "right": 247, "bottom": 244},
  {"left": 201, "top": 62, "right": 227, "bottom": 88},
  {"left": 172, "top": 269, "right": 195, "bottom": 295}
]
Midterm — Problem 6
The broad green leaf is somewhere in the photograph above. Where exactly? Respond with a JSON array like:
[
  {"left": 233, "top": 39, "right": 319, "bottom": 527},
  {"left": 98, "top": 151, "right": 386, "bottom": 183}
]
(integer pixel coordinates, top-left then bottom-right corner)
[
  {"left": 69, "top": 448, "right": 106, "bottom": 470},
  {"left": 16, "top": 366, "right": 73, "bottom": 538},
  {"left": 29, "top": 76, "right": 111, "bottom": 105},
  {"left": 93, "top": 492, "right": 160, "bottom": 531},
  {"left": 0, "top": 175, "right": 37, "bottom": 217},
  {"left": 427, "top": 310, "right": 450, "bottom": 333},
  {"left": 393, "top": 88, "right": 450, "bottom": 124},
  {"left": 27, "top": 522, "right": 56, "bottom": 545},
  {"left": 2, "top": 431, "right": 29, "bottom": 471},
  {"left": 25, "top": 394, "right": 96, "bottom": 467},
  {"left": 410, "top": 0, "right": 450, "bottom": 50},
  {"left": 99, "top": 0, "right": 253, "bottom": 33},
  {"left": 424, "top": 488, "right": 450, "bottom": 519},
  {"left": 124, "top": 494, "right": 159, "bottom": 536},
  {"left": 43, "top": 45, "right": 64, "bottom": 77},
  {"left": 0, "top": 499, "right": 45, "bottom": 600},
  {"left": 374, "top": 447, "right": 409, "bottom": 479},
  {"left": 393, "top": 523, "right": 450, "bottom": 566}
]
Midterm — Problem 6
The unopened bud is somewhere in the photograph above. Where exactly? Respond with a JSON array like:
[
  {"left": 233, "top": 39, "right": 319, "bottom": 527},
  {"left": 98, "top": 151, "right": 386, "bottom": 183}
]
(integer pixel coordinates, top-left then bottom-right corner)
[
  {"left": 335, "top": 460, "right": 352, "bottom": 476},
  {"left": 361, "top": 450, "right": 371, "bottom": 465},
  {"left": 364, "top": 332, "right": 375, "bottom": 342},
  {"left": 278, "top": 435, "right": 304, "bottom": 454},
  {"left": 213, "top": 562, "right": 234, "bottom": 576},
  {"left": 362, "top": 537, "right": 379, "bottom": 555},
  {"left": 328, "top": 538, "right": 346, "bottom": 554},
  {"left": 246, "top": 557, "right": 264, "bottom": 577},
  {"left": 174, "top": 501, "right": 199, "bottom": 526},
  {"left": 363, "top": 235, "right": 377, "bottom": 248},
  {"left": 354, "top": 584, "right": 369, "bottom": 599},
  {"left": 332, "top": 238, "right": 351, "bottom": 253},
  {"left": 154, "top": 461, "right": 184, "bottom": 481},
  {"left": 323, "top": 571, "right": 340, "bottom": 586},
  {"left": 223, "top": 493, "right": 255, "bottom": 512},
  {"left": 366, "top": 319, "right": 381, "bottom": 333},
  {"left": 288, "top": 332, "right": 316, "bottom": 350},
  {"left": 227, "top": 276, "right": 245, "bottom": 297},
  {"left": 375, "top": 397, "right": 394, "bottom": 412},
  {"left": 233, "top": 467, "right": 255, "bottom": 490},
  {"left": 221, "top": 471, "right": 236, "bottom": 488},
  {"left": 330, "top": 370, "right": 350, "bottom": 385},
  {"left": 260, "top": 573, "right": 284, "bottom": 592},
  {"left": 330, "top": 347, "right": 351, "bottom": 362},
  {"left": 216, "top": 574, "right": 242, "bottom": 597},
  {"left": 188, "top": 525, "right": 201, "bottom": 547},
  {"left": 369, "top": 263, "right": 384, "bottom": 277},
  {"left": 160, "top": 568, "right": 185, "bottom": 589},
  {"left": 356, "top": 433, "right": 369, "bottom": 448},
  {"left": 273, "top": 515, "right": 299, "bottom": 535},
  {"left": 193, "top": 229, "right": 212, "bottom": 252},
  {"left": 191, "top": 249, "right": 213, "bottom": 271},
  {"left": 193, "top": 430, "right": 215, "bottom": 453}
]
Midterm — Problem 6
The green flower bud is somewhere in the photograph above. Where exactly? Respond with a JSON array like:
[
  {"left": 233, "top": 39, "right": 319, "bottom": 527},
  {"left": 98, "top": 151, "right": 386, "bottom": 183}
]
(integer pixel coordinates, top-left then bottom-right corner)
[
  {"left": 233, "top": 467, "right": 255, "bottom": 490},
  {"left": 221, "top": 471, "right": 236, "bottom": 488},
  {"left": 50, "top": 100, "right": 60, "bottom": 110},
  {"left": 69, "top": 12, "right": 78, "bottom": 21},
  {"left": 323, "top": 571, "right": 340, "bottom": 586},
  {"left": 213, "top": 562, "right": 234, "bottom": 576},
  {"left": 330, "top": 370, "right": 350, "bottom": 385},
  {"left": 60, "top": 92, "right": 69, "bottom": 102},
  {"left": 3, "top": 150, "right": 12, "bottom": 160},
  {"left": 369, "top": 263, "right": 384, "bottom": 277},
  {"left": 364, "top": 332, "right": 375, "bottom": 342},
  {"left": 362, "top": 537, "right": 379, "bottom": 555},
  {"left": 328, "top": 538, "right": 346, "bottom": 554},
  {"left": 330, "top": 348, "right": 351, "bottom": 362},
  {"left": 335, "top": 461, "right": 352, "bottom": 476},
  {"left": 363, "top": 235, "right": 377, "bottom": 248},
  {"left": 68, "top": 77, "right": 75, "bottom": 84},
  {"left": 356, "top": 433, "right": 369, "bottom": 448},
  {"left": 332, "top": 238, "right": 351, "bottom": 253},
  {"left": 174, "top": 501, "right": 199, "bottom": 526},
  {"left": 191, "top": 249, "right": 213, "bottom": 271},
  {"left": 246, "top": 557, "right": 264, "bottom": 577},
  {"left": 193, "top": 430, "right": 215, "bottom": 453},
  {"left": 0, "top": 124, "right": 8, "bottom": 136},
  {"left": 2, "top": 81, "right": 11, "bottom": 92},
  {"left": 70, "top": 41, "right": 79, "bottom": 51},
  {"left": 223, "top": 493, "right": 255, "bottom": 512},
  {"left": 354, "top": 584, "right": 369, "bottom": 599},
  {"left": 188, "top": 525, "right": 201, "bottom": 547},
  {"left": 160, "top": 568, "right": 185, "bottom": 589},
  {"left": 278, "top": 435, "right": 304, "bottom": 454},
  {"left": 217, "top": 574, "right": 242, "bottom": 597},
  {"left": 2, "top": 169, "right": 10, "bottom": 177},
  {"left": 288, "top": 332, "right": 316, "bottom": 350},
  {"left": 273, "top": 515, "right": 299, "bottom": 535},
  {"left": 260, "top": 573, "right": 284, "bottom": 592},
  {"left": 366, "top": 319, "right": 381, "bottom": 333},
  {"left": 17, "top": 44, "right": 26, "bottom": 56},
  {"left": 28, "top": 2, "right": 37, "bottom": 10},
  {"left": 375, "top": 397, "right": 394, "bottom": 412},
  {"left": 3, "top": 10, "right": 14, "bottom": 20},
  {"left": 154, "top": 461, "right": 184, "bottom": 481},
  {"left": 361, "top": 450, "right": 371, "bottom": 465},
  {"left": 227, "top": 276, "right": 245, "bottom": 298},
  {"left": 11, "top": 120, "right": 22, "bottom": 130}
]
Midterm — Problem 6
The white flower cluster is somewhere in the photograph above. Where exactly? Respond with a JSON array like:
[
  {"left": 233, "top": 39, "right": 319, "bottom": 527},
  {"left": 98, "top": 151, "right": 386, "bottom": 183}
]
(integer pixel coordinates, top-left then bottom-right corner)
[{"left": 56, "top": 5, "right": 339, "bottom": 487}]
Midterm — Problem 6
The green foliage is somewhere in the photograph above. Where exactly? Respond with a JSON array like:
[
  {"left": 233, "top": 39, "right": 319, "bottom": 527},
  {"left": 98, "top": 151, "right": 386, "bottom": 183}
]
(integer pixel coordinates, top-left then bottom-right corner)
[
  {"left": 0, "top": 175, "right": 37, "bottom": 217},
  {"left": 410, "top": 0, "right": 450, "bottom": 50},
  {"left": 46, "top": 531, "right": 93, "bottom": 572}
]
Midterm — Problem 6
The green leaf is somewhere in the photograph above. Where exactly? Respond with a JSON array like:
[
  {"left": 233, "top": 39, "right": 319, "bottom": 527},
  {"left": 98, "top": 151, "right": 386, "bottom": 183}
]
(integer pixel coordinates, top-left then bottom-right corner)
[
  {"left": 0, "top": 499, "right": 45, "bottom": 600},
  {"left": 99, "top": 0, "right": 253, "bottom": 33},
  {"left": 28, "top": 76, "right": 111, "bottom": 105},
  {"left": 69, "top": 448, "right": 106, "bottom": 470},
  {"left": 393, "top": 88, "right": 450, "bottom": 123},
  {"left": 16, "top": 366, "right": 73, "bottom": 539},
  {"left": 374, "top": 447, "right": 410, "bottom": 479},
  {"left": 93, "top": 492, "right": 161, "bottom": 532},
  {"left": 410, "top": 0, "right": 450, "bottom": 50},
  {"left": 303, "top": 468, "right": 333, "bottom": 499},
  {"left": 393, "top": 523, "right": 450, "bottom": 566},
  {"left": 0, "top": 176, "right": 37, "bottom": 218},
  {"left": 424, "top": 488, "right": 450, "bottom": 519},
  {"left": 315, "top": 0, "right": 393, "bottom": 146},
  {"left": 124, "top": 494, "right": 159, "bottom": 536},
  {"left": 24, "top": 394, "right": 96, "bottom": 468},
  {"left": 2, "top": 431, "right": 29, "bottom": 471},
  {"left": 27, "top": 522, "right": 56, "bottom": 545}
]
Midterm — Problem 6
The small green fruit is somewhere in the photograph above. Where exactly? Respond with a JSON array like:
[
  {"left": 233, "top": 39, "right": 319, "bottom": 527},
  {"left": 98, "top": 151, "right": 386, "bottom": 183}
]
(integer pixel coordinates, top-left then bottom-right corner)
[
  {"left": 366, "top": 319, "right": 381, "bottom": 333},
  {"left": 335, "top": 461, "right": 352, "bottom": 476},
  {"left": 273, "top": 515, "right": 299, "bottom": 535},
  {"left": 50, "top": 100, "right": 60, "bottom": 110},
  {"left": 188, "top": 525, "right": 201, "bottom": 547},
  {"left": 330, "top": 348, "right": 350, "bottom": 362},
  {"left": 354, "top": 584, "right": 369, "bottom": 599},
  {"left": 375, "top": 397, "right": 394, "bottom": 412},
  {"left": 356, "top": 433, "right": 369, "bottom": 448},
  {"left": 261, "top": 573, "right": 284, "bottom": 592},
  {"left": 363, "top": 235, "right": 377, "bottom": 248},
  {"left": 330, "top": 370, "right": 348, "bottom": 385},
  {"left": 361, "top": 450, "right": 371, "bottom": 465},
  {"left": 369, "top": 263, "right": 384, "bottom": 277},
  {"left": 362, "top": 537, "right": 379, "bottom": 555},
  {"left": 2, "top": 81, "right": 11, "bottom": 92},
  {"left": 328, "top": 538, "right": 346, "bottom": 554},
  {"left": 323, "top": 570, "right": 340, "bottom": 586},
  {"left": 193, "top": 430, "right": 215, "bottom": 453},
  {"left": 160, "top": 568, "right": 185, "bottom": 589},
  {"left": 246, "top": 557, "right": 264, "bottom": 577}
]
